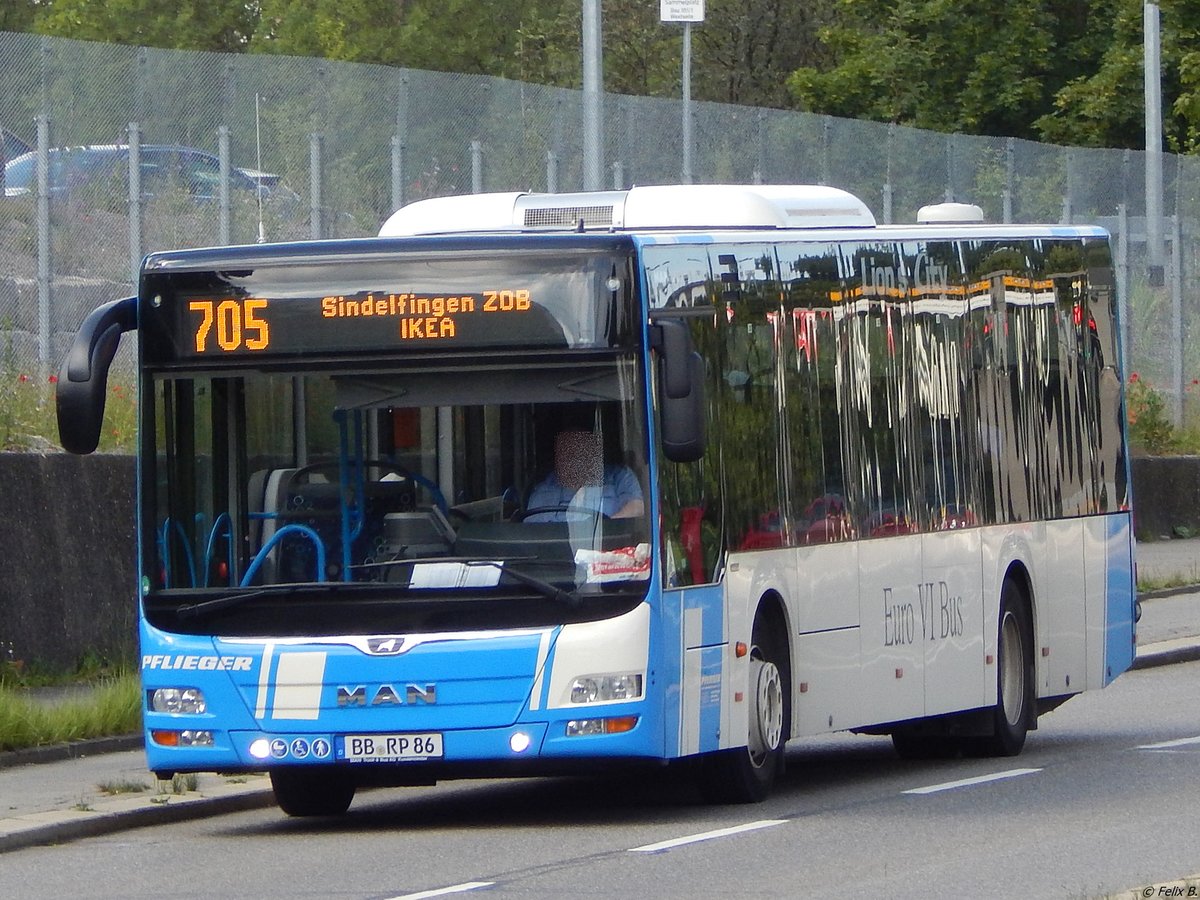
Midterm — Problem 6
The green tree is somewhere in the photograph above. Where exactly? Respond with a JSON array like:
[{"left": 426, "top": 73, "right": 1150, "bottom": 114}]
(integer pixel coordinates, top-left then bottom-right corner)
[
  {"left": 1038, "top": 0, "right": 1200, "bottom": 151},
  {"left": 787, "top": 0, "right": 1064, "bottom": 139},
  {"left": 0, "top": 1, "right": 37, "bottom": 33},
  {"left": 34, "top": 0, "right": 258, "bottom": 53}
]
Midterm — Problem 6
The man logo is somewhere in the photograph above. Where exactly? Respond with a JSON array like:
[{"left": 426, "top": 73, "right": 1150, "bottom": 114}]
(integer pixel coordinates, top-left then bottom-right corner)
[{"left": 367, "top": 637, "right": 406, "bottom": 655}]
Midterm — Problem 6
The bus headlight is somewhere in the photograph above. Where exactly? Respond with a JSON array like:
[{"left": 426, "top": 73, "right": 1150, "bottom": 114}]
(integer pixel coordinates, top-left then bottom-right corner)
[
  {"left": 569, "top": 673, "right": 642, "bottom": 704},
  {"left": 150, "top": 687, "right": 207, "bottom": 715}
]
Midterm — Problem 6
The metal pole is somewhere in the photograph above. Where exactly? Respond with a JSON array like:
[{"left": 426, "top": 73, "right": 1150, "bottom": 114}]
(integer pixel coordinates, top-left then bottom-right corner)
[
  {"left": 471, "top": 139, "right": 483, "bottom": 194},
  {"left": 682, "top": 22, "right": 692, "bottom": 184},
  {"left": 582, "top": 0, "right": 603, "bottom": 190},
  {"left": 546, "top": 150, "right": 559, "bottom": 193},
  {"left": 1145, "top": 1, "right": 1164, "bottom": 282}
]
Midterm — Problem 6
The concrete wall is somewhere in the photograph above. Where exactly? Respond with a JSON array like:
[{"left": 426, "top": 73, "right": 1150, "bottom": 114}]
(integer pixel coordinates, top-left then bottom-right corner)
[
  {"left": 0, "top": 453, "right": 136, "bottom": 671},
  {"left": 1131, "top": 456, "right": 1200, "bottom": 540},
  {"left": 0, "top": 453, "right": 1193, "bottom": 671}
]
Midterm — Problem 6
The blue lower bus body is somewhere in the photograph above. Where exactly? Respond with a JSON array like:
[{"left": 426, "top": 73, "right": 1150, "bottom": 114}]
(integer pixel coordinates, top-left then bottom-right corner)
[
  {"left": 141, "top": 515, "right": 1137, "bottom": 780},
  {"left": 141, "top": 603, "right": 667, "bottom": 778}
]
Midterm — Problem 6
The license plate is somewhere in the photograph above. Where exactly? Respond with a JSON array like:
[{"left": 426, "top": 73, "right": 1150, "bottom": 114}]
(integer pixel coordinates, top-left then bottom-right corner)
[{"left": 341, "top": 733, "right": 443, "bottom": 762}]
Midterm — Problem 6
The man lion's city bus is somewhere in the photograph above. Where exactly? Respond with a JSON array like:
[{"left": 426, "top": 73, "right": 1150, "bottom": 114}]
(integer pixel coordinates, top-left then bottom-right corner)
[{"left": 57, "top": 184, "right": 1135, "bottom": 815}]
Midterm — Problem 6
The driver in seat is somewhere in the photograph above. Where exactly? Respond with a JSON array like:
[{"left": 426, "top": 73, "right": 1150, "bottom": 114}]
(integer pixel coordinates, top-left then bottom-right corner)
[{"left": 523, "top": 430, "right": 644, "bottom": 523}]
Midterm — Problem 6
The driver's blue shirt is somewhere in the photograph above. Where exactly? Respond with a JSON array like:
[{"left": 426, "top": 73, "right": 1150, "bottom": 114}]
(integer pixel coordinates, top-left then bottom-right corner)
[{"left": 525, "top": 466, "right": 642, "bottom": 522}]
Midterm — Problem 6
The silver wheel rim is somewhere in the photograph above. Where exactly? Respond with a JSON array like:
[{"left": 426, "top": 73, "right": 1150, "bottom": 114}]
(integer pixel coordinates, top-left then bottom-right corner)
[
  {"left": 999, "top": 610, "right": 1025, "bottom": 728},
  {"left": 748, "top": 654, "right": 784, "bottom": 766}
]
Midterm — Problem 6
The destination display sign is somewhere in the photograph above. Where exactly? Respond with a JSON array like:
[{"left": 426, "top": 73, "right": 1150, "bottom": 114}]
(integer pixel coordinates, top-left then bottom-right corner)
[{"left": 141, "top": 247, "right": 636, "bottom": 364}]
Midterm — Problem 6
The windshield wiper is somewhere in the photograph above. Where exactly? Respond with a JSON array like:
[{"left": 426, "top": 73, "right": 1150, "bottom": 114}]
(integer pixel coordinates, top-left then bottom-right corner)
[
  {"left": 175, "top": 558, "right": 579, "bottom": 621},
  {"left": 176, "top": 582, "right": 336, "bottom": 620},
  {"left": 356, "top": 556, "right": 580, "bottom": 607}
]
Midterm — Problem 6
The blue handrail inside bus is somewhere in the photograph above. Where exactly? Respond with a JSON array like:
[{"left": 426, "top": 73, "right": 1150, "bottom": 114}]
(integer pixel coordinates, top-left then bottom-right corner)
[
  {"left": 158, "top": 517, "right": 197, "bottom": 589},
  {"left": 240, "top": 524, "right": 327, "bottom": 587}
]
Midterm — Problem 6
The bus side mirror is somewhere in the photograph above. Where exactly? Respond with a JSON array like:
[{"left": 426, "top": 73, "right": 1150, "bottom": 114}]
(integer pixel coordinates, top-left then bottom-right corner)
[
  {"left": 652, "top": 319, "right": 706, "bottom": 463},
  {"left": 57, "top": 296, "right": 136, "bottom": 455}
]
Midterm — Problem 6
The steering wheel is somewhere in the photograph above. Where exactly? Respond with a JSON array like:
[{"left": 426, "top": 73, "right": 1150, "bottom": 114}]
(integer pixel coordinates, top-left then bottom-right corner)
[{"left": 513, "top": 505, "right": 610, "bottom": 522}]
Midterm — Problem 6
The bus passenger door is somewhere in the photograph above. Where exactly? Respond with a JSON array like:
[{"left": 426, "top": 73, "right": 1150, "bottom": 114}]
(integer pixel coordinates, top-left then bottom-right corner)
[
  {"left": 921, "top": 530, "right": 985, "bottom": 716},
  {"left": 857, "top": 535, "right": 924, "bottom": 726}
]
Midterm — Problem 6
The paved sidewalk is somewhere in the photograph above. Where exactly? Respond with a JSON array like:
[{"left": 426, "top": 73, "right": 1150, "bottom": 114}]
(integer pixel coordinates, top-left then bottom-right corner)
[{"left": 2, "top": 537, "right": 1198, "bottom": 853}]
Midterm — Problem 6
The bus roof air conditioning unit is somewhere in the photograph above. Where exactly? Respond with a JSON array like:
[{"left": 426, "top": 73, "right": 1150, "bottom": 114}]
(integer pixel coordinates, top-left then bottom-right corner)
[{"left": 380, "top": 184, "right": 876, "bottom": 235}]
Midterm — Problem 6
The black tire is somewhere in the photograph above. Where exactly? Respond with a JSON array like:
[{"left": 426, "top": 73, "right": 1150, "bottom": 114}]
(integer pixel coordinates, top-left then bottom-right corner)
[
  {"left": 963, "top": 580, "right": 1033, "bottom": 757},
  {"left": 699, "top": 617, "right": 788, "bottom": 803},
  {"left": 270, "top": 767, "right": 355, "bottom": 817}
]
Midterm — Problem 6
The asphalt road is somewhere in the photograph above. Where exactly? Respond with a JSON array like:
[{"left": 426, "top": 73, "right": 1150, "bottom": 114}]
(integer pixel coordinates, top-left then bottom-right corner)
[{"left": 4, "top": 659, "right": 1198, "bottom": 900}]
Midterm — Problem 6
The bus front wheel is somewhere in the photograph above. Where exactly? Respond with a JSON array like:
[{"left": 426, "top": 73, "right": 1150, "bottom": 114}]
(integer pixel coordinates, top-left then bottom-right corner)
[
  {"left": 699, "top": 620, "right": 787, "bottom": 803},
  {"left": 270, "top": 767, "right": 355, "bottom": 817}
]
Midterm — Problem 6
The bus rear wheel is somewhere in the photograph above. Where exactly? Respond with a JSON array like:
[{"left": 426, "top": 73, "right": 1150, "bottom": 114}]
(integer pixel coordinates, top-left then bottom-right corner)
[
  {"left": 270, "top": 767, "right": 356, "bottom": 817},
  {"left": 963, "top": 581, "right": 1032, "bottom": 758},
  {"left": 699, "top": 622, "right": 787, "bottom": 803}
]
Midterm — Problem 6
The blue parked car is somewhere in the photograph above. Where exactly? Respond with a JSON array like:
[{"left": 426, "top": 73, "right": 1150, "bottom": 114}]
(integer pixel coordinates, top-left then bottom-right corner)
[
  {"left": 2, "top": 127, "right": 31, "bottom": 164},
  {"left": 3, "top": 144, "right": 297, "bottom": 209}
]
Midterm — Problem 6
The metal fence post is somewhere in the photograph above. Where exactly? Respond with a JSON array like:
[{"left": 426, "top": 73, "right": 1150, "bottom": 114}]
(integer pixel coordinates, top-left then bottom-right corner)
[
  {"left": 128, "top": 122, "right": 142, "bottom": 290},
  {"left": 1171, "top": 213, "right": 1184, "bottom": 424},
  {"left": 546, "top": 150, "right": 558, "bottom": 193},
  {"left": 392, "top": 72, "right": 408, "bottom": 213},
  {"left": 883, "top": 123, "right": 894, "bottom": 225},
  {"left": 821, "top": 116, "right": 831, "bottom": 186},
  {"left": 612, "top": 161, "right": 623, "bottom": 191},
  {"left": 390, "top": 135, "right": 405, "bottom": 213},
  {"left": 1003, "top": 138, "right": 1014, "bottom": 224},
  {"left": 310, "top": 133, "right": 323, "bottom": 240},
  {"left": 1117, "top": 203, "right": 1131, "bottom": 378},
  {"left": 218, "top": 125, "right": 231, "bottom": 245},
  {"left": 944, "top": 135, "right": 954, "bottom": 202},
  {"left": 1061, "top": 148, "right": 1073, "bottom": 224},
  {"left": 36, "top": 115, "right": 50, "bottom": 373},
  {"left": 471, "top": 139, "right": 483, "bottom": 194}
]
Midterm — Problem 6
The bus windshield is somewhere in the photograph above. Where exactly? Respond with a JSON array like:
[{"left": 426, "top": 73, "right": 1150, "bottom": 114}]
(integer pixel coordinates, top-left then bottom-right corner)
[{"left": 143, "top": 357, "right": 651, "bottom": 635}]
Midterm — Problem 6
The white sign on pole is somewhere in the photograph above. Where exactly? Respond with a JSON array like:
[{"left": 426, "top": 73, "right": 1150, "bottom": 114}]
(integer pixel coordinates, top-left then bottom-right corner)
[{"left": 661, "top": 0, "right": 704, "bottom": 23}]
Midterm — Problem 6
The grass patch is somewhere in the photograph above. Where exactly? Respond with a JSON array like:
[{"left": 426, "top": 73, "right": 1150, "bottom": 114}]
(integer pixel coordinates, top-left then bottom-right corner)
[
  {"left": 0, "top": 674, "right": 141, "bottom": 753},
  {"left": 97, "top": 778, "right": 149, "bottom": 795},
  {"left": 1137, "top": 570, "right": 1200, "bottom": 594},
  {"left": 158, "top": 773, "right": 199, "bottom": 795}
]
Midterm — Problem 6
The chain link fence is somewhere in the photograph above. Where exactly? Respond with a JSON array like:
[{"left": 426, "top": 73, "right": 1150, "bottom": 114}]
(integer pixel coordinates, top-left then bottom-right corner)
[{"left": 2, "top": 31, "right": 1197, "bottom": 423}]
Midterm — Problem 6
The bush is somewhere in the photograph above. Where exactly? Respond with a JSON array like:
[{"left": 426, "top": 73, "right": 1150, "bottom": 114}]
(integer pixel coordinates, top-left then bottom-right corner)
[{"left": 1126, "top": 373, "right": 1177, "bottom": 455}]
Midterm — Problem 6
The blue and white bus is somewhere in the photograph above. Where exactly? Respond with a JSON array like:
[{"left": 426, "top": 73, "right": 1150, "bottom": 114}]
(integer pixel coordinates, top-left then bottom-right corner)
[{"left": 57, "top": 184, "right": 1136, "bottom": 815}]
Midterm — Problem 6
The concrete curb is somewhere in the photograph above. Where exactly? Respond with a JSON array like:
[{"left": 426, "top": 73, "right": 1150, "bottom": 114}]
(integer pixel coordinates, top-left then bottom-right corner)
[
  {"left": 0, "top": 735, "right": 142, "bottom": 771},
  {"left": 0, "top": 778, "right": 276, "bottom": 854},
  {"left": 1132, "top": 638, "right": 1200, "bottom": 670}
]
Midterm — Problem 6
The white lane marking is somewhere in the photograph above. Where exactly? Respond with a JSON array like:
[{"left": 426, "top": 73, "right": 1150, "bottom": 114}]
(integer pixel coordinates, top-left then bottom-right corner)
[
  {"left": 1137, "top": 735, "right": 1200, "bottom": 750},
  {"left": 903, "top": 767, "right": 1042, "bottom": 795},
  {"left": 629, "top": 819, "right": 787, "bottom": 853},
  {"left": 387, "top": 882, "right": 494, "bottom": 900}
]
